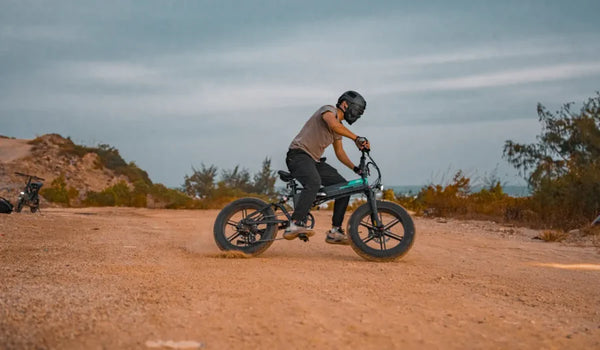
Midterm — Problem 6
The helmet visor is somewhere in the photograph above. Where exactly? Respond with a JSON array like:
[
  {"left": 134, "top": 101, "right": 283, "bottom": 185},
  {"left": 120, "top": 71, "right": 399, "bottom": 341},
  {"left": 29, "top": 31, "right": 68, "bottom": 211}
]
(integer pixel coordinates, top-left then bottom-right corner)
[
  {"left": 349, "top": 103, "right": 364, "bottom": 117},
  {"left": 345, "top": 103, "right": 364, "bottom": 125}
]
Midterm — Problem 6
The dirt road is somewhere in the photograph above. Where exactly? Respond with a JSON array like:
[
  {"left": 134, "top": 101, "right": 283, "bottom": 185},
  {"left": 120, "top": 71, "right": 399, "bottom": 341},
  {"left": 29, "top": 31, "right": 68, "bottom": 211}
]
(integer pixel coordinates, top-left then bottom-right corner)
[{"left": 1, "top": 208, "right": 599, "bottom": 349}]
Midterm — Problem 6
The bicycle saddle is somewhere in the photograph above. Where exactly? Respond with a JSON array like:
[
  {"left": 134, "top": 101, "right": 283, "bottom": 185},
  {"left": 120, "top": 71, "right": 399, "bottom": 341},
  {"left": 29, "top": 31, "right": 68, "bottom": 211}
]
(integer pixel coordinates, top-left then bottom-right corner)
[{"left": 277, "top": 170, "right": 294, "bottom": 182}]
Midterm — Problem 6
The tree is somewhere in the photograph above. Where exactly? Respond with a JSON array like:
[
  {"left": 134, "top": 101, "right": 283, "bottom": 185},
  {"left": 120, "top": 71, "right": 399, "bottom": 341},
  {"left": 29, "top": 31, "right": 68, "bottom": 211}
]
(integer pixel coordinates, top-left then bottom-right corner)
[
  {"left": 503, "top": 93, "right": 600, "bottom": 228},
  {"left": 183, "top": 163, "right": 218, "bottom": 198},
  {"left": 220, "top": 165, "right": 253, "bottom": 193},
  {"left": 182, "top": 157, "right": 278, "bottom": 200},
  {"left": 252, "top": 157, "right": 277, "bottom": 196}
]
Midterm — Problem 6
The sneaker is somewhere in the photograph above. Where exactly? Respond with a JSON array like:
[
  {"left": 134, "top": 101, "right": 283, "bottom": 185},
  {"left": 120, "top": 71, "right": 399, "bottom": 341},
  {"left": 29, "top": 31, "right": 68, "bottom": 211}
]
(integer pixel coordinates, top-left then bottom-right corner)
[
  {"left": 283, "top": 221, "right": 315, "bottom": 240},
  {"left": 325, "top": 227, "right": 350, "bottom": 245}
]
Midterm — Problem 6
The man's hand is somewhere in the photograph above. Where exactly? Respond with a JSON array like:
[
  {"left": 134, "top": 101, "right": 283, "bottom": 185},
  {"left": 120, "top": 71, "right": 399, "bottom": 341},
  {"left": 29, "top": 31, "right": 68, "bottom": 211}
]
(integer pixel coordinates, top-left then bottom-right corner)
[
  {"left": 353, "top": 165, "right": 363, "bottom": 175},
  {"left": 354, "top": 136, "right": 370, "bottom": 151}
]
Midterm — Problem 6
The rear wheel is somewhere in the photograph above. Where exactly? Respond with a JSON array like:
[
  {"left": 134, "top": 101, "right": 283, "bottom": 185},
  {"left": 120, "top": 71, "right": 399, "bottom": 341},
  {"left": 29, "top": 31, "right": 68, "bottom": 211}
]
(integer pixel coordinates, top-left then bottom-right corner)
[
  {"left": 347, "top": 200, "right": 415, "bottom": 262},
  {"left": 213, "top": 198, "right": 277, "bottom": 256},
  {"left": 15, "top": 198, "right": 24, "bottom": 213}
]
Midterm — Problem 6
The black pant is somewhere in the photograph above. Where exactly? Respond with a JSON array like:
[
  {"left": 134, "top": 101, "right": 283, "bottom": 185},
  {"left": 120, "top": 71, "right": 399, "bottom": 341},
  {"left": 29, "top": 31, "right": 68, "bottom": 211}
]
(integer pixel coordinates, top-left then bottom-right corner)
[{"left": 286, "top": 149, "right": 350, "bottom": 227}]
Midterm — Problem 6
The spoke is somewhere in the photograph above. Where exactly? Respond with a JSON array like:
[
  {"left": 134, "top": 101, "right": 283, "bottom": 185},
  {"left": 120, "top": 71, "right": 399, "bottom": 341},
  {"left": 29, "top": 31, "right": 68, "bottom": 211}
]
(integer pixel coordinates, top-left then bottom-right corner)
[
  {"left": 379, "top": 231, "right": 387, "bottom": 250},
  {"left": 359, "top": 219, "right": 376, "bottom": 230},
  {"left": 383, "top": 218, "right": 401, "bottom": 231},
  {"left": 383, "top": 230, "right": 404, "bottom": 242},
  {"left": 362, "top": 234, "right": 376, "bottom": 244},
  {"left": 226, "top": 231, "right": 242, "bottom": 242},
  {"left": 226, "top": 219, "right": 239, "bottom": 227},
  {"left": 242, "top": 208, "right": 247, "bottom": 219}
]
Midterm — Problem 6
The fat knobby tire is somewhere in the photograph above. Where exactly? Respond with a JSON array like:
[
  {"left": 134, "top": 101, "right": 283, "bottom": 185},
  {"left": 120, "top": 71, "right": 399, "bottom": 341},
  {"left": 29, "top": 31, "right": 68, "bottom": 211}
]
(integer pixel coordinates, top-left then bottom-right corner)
[
  {"left": 347, "top": 200, "right": 416, "bottom": 262},
  {"left": 213, "top": 197, "right": 277, "bottom": 256}
]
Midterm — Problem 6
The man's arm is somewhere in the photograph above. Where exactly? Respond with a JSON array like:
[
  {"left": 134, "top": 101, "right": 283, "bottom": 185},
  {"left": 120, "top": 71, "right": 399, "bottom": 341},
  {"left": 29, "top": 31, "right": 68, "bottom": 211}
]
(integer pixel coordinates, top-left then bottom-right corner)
[
  {"left": 322, "top": 111, "right": 357, "bottom": 140},
  {"left": 323, "top": 111, "right": 371, "bottom": 151},
  {"left": 332, "top": 139, "right": 355, "bottom": 170}
]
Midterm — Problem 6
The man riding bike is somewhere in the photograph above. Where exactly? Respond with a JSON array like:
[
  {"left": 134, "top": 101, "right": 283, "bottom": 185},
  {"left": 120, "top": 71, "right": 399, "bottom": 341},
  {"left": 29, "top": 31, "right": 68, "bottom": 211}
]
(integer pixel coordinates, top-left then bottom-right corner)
[{"left": 284, "top": 90, "right": 370, "bottom": 244}]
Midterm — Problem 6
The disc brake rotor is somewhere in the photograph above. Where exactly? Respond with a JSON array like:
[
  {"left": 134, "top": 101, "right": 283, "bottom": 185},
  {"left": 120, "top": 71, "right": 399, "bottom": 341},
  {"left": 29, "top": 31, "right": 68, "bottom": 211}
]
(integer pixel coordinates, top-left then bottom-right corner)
[{"left": 236, "top": 221, "right": 266, "bottom": 243}]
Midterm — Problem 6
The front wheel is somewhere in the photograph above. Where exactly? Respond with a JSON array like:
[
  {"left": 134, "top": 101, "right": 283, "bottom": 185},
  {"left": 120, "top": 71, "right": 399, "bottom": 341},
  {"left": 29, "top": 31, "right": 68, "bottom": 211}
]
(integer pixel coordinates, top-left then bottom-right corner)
[
  {"left": 213, "top": 197, "right": 278, "bottom": 256},
  {"left": 30, "top": 197, "right": 39, "bottom": 213},
  {"left": 347, "top": 200, "right": 416, "bottom": 262}
]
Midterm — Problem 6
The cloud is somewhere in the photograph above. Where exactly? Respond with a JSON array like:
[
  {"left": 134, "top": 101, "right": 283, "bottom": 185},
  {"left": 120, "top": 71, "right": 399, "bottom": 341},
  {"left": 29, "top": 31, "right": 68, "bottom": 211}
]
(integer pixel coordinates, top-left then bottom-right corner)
[
  {"left": 371, "top": 62, "right": 600, "bottom": 96},
  {"left": 0, "top": 24, "right": 83, "bottom": 42},
  {"left": 430, "top": 62, "right": 600, "bottom": 90},
  {"left": 3, "top": 11, "right": 600, "bottom": 128},
  {"left": 56, "top": 61, "right": 162, "bottom": 86}
]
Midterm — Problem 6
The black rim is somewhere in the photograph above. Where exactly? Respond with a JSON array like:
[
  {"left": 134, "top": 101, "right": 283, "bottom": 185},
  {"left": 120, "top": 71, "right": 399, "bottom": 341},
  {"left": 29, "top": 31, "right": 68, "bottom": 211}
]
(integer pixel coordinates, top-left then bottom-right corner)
[
  {"left": 355, "top": 208, "right": 405, "bottom": 252},
  {"left": 223, "top": 207, "right": 270, "bottom": 248}
]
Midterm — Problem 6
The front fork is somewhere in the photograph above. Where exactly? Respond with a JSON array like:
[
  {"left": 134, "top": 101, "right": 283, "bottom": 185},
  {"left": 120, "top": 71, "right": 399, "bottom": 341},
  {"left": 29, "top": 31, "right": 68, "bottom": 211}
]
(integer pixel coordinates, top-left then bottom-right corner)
[{"left": 366, "top": 190, "right": 383, "bottom": 228}]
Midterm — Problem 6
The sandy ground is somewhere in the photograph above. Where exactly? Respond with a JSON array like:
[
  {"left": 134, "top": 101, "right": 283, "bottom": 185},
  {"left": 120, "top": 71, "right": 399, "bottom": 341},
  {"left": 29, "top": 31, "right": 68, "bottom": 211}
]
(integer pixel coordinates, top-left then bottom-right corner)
[
  {"left": 0, "top": 138, "right": 32, "bottom": 164},
  {"left": 1, "top": 208, "right": 599, "bottom": 349}
]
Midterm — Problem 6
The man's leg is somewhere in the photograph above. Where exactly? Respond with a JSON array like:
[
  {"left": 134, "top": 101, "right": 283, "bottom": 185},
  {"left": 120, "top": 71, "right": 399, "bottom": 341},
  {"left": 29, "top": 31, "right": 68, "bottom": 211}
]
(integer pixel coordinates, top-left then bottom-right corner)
[
  {"left": 286, "top": 150, "right": 321, "bottom": 224},
  {"left": 316, "top": 160, "right": 349, "bottom": 227}
]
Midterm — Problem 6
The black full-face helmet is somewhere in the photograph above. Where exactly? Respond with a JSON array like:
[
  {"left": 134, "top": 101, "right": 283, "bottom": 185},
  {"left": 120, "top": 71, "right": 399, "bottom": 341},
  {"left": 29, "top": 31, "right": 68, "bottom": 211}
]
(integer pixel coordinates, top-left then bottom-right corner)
[{"left": 337, "top": 90, "right": 366, "bottom": 125}]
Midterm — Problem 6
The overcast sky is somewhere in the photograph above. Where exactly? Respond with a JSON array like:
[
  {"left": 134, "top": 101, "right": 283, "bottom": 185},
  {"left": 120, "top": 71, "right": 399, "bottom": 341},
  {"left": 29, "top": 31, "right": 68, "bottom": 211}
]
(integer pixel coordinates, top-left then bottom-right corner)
[{"left": 1, "top": 0, "right": 599, "bottom": 188}]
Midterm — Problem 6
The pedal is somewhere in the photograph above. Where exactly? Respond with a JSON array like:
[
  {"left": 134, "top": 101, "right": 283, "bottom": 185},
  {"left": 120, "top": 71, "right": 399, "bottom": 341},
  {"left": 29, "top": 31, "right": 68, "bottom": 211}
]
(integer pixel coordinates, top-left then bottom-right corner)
[{"left": 298, "top": 234, "right": 309, "bottom": 242}]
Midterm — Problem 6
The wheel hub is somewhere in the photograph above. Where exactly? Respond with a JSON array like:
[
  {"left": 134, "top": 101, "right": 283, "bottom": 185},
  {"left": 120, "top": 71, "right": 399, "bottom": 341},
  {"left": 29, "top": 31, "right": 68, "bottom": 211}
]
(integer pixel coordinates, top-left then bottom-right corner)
[{"left": 369, "top": 226, "right": 390, "bottom": 244}]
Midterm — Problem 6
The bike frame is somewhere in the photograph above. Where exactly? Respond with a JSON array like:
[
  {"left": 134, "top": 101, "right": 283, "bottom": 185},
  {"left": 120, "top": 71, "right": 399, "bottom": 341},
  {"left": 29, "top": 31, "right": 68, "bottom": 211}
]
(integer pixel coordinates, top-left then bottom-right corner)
[{"left": 241, "top": 150, "right": 384, "bottom": 230}]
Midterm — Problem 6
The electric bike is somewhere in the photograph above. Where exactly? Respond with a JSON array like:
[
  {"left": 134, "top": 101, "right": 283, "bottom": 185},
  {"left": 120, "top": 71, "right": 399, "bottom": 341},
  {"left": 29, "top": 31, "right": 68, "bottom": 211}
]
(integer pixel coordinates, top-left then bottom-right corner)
[
  {"left": 14, "top": 172, "right": 45, "bottom": 213},
  {"left": 213, "top": 150, "right": 415, "bottom": 262}
]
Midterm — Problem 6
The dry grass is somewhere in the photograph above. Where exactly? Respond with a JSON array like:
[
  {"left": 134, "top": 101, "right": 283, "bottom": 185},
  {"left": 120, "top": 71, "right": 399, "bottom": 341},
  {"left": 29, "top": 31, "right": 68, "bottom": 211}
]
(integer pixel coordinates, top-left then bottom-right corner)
[
  {"left": 581, "top": 226, "right": 600, "bottom": 249},
  {"left": 537, "top": 230, "right": 569, "bottom": 242},
  {"left": 581, "top": 225, "right": 600, "bottom": 236}
]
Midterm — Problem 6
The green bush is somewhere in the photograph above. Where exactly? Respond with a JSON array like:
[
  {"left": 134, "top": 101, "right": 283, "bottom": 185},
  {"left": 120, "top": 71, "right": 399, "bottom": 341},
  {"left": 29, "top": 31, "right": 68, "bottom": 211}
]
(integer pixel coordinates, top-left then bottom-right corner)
[
  {"left": 83, "top": 190, "right": 116, "bottom": 206},
  {"left": 83, "top": 181, "right": 133, "bottom": 207},
  {"left": 40, "top": 175, "right": 79, "bottom": 207},
  {"left": 149, "top": 183, "right": 196, "bottom": 209}
]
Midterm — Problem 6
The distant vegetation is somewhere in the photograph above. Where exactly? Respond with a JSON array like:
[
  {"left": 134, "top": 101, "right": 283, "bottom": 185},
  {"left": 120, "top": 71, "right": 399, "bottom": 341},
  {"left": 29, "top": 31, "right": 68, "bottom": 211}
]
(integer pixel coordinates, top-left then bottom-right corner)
[
  {"left": 31, "top": 136, "right": 191, "bottom": 208},
  {"left": 79, "top": 158, "right": 278, "bottom": 209},
  {"left": 391, "top": 93, "right": 600, "bottom": 233},
  {"left": 504, "top": 93, "right": 600, "bottom": 229},
  {"left": 39, "top": 175, "right": 79, "bottom": 207},
  {"left": 39, "top": 141, "right": 278, "bottom": 209},
  {"left": 387, "top": 171, "right": 533, "bottom": 222},
  {"left": 181, "top": 157, "right": 277, "bottom": 208},
  {"left": 60, "top": 141, "right": 152, "bottom": 185}
]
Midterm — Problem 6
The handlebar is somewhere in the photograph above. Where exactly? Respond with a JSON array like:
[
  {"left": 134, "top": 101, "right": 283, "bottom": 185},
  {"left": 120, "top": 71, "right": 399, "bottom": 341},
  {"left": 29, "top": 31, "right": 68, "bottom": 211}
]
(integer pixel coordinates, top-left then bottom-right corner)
[{"left": 14, "top": 172, "right": 45, "bottom": 181}]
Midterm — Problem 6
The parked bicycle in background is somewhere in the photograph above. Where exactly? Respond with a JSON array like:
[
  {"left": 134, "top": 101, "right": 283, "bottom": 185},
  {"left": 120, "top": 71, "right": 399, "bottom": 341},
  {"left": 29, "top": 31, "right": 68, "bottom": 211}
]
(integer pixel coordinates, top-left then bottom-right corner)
[{"left": 14, "top": 172, "right": 45, "bottom": 213}]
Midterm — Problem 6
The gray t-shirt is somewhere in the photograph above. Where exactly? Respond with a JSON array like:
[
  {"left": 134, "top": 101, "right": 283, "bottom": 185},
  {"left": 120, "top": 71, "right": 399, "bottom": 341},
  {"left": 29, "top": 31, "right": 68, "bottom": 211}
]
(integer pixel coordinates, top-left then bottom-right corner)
[{"left": 289, "top": 105, "right": 342, "bottom": 161}]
